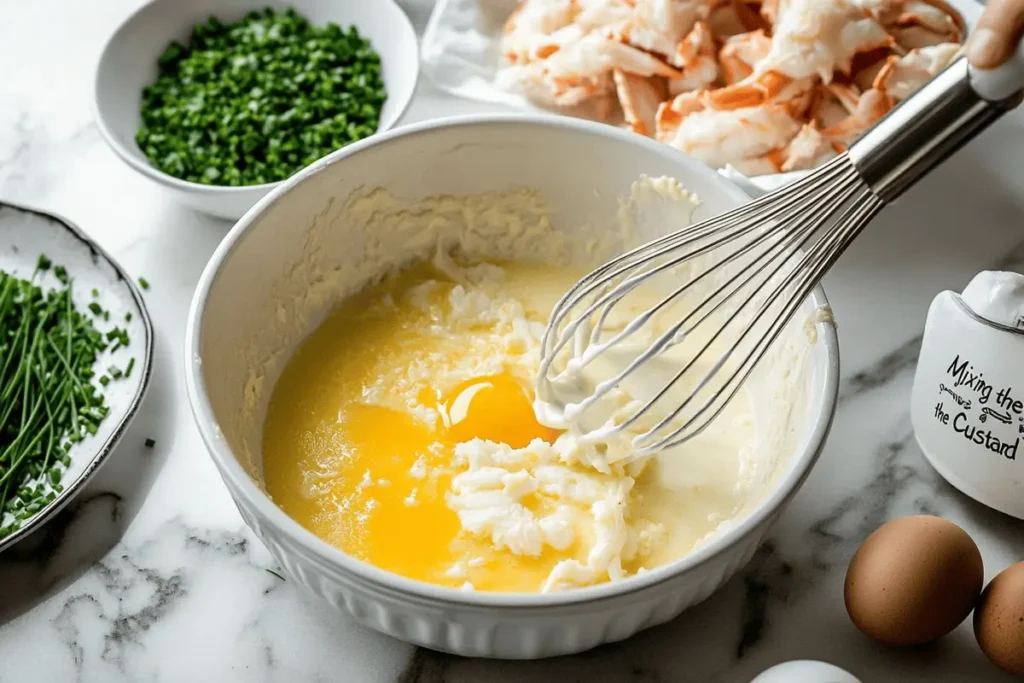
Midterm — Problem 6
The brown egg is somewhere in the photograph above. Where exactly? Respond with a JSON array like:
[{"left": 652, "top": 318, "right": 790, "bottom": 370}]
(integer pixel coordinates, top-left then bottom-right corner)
[
  {"left": 844, "top": 515, "right": 984, "bottom": 646},
  {"left": 974, "top": 562, "right": 1024, "bottom": 677}
]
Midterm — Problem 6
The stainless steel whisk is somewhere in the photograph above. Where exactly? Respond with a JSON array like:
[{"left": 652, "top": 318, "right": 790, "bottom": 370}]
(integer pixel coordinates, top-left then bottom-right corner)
[{"left": 538, "top": 47, "right": 1024, "bottom": 456}]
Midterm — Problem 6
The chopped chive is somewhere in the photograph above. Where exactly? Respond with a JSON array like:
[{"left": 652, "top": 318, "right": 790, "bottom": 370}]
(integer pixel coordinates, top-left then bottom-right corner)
[
  {"left": 0, "top": 257, "right": 119, "bottom": 532},
  {"left": 136, "top": 9, "right": 386, "bottom": 187}
]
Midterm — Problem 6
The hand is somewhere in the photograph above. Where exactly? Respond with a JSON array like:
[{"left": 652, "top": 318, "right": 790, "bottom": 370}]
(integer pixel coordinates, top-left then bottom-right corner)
[{"left": 967, "top": 0, "right": 1024, "bottom": 69}]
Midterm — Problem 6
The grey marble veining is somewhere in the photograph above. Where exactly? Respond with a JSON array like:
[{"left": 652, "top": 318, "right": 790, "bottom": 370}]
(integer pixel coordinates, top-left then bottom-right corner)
[{"left": 1, "top": 1, "right": 1023, "bottom": 681}]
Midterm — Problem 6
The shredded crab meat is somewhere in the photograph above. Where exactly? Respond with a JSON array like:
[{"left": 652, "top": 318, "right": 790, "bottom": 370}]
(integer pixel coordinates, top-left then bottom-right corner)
[
  {"left": 875, "top": 42, "right": 961, "bottom": 100},
  {"left": 781, "top": 123, "right": 837, "bottom": 171},
  {"left": 502, "top": 0, "right": 577, "bottom": 63},
  {"left": 614, "top": 70, "right": 669, "bottom": 136},
  {"left": 718, "top": 30, "right": 772, "bottom": 84},
  {"left": 667, "top": 20, "right": 720, "bottom": 93},
  {"left": 756, "top": 0, "right": 893, "bottom": 82},
  {"left": 498, "top": 0, "right": 964, "bottom": 172},
  {"left": 544, "top": 33, "right": 685, "bottom": 80},
  {"left": 656, "top": 93, "right": 802, "bottom": 168}
]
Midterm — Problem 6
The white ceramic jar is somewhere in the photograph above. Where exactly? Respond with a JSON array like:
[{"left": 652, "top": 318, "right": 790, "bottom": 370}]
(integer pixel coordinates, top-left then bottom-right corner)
[{"left": 911, "top": 271, "right": 1024, "bottom": 519}]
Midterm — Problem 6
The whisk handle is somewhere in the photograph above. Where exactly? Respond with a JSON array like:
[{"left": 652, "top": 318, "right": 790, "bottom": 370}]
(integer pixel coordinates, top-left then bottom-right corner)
[{"left": 849, "top": 53, "right": 1024, "bottom": 204}]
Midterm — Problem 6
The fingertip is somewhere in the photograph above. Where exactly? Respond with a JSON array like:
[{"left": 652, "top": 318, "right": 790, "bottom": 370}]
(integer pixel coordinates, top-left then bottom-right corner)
[
  {"left": 970, "top": 0, "right": 1024, "bottom": 68},
  {"left": 966, "top": 27, "right": 1009, "bottom": 69}
]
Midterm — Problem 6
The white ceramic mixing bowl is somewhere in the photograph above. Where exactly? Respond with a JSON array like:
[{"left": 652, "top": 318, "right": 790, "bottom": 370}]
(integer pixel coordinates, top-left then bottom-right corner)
[{"left": 185, "top": 115, "right": 840, "bottom": 659}]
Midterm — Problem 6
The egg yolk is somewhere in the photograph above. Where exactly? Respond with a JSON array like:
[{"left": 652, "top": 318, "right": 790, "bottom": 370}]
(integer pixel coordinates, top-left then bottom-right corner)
[{"left": 445, "top": 374, "right": 561, "bottom": 448}]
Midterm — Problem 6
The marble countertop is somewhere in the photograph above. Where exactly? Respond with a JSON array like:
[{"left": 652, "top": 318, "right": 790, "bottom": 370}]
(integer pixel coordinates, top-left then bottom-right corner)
[{"left": 2, "top": 1, "right": 1023, "bottom": 681}]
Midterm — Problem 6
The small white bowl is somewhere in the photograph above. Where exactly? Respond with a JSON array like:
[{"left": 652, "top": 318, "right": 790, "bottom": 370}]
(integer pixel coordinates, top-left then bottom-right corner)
[
  {"left": 94, "top": 0, "right": 419, "bottom": 221},
  {"left": 185, "top": 115, "right": 840, "bottom": 658}
]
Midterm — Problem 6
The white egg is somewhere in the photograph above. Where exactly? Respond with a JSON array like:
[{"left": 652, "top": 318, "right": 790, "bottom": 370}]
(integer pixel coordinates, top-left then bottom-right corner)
[{"left": 750, "top": 660, "right": 861, "bottom": 683}]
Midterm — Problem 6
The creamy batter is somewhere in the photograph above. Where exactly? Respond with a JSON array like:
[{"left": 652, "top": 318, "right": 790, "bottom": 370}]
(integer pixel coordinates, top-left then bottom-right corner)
[{"left": 263, "top": 246, "right": 758, "bottom": 593}]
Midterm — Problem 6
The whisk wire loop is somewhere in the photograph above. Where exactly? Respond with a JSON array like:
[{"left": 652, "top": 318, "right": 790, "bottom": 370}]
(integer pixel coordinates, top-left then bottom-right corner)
[
  {"left": 538, "top": 156, "right": 855, "bottom": 386},
  {"left": 630, "top": 172, "right": 872, "bottom": 448},
  {"left": 638, "top": 190, "right": 885, "bottom": 454},
  {"left": 538, "top": 156, "right": 883, "bottom": 456}
]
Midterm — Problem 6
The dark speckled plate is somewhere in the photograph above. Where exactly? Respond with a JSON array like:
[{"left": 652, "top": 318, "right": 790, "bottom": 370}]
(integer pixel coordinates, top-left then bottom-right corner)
[{"left": 0, "top": 201, "right": 154, "bottom": 552}]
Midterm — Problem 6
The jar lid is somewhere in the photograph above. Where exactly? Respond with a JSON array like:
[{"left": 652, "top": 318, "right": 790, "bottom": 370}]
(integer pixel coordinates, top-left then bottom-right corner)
[{"left": 960, "top": 270, "right": 1024, "bottom": 331}]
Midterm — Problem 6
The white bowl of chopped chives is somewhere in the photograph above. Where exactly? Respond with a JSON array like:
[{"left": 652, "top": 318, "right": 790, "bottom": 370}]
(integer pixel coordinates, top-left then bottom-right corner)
[{"left": 94, "top": 0, "right": 419, "bottom": 221}]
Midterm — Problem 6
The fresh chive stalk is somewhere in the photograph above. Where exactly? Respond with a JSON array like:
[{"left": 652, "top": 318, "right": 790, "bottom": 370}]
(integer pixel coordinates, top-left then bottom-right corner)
[{"left": 0, "top": 258, "right": 136, "bottom": 536}]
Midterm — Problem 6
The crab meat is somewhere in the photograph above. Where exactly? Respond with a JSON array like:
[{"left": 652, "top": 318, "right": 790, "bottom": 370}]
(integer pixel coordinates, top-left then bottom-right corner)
[
  {"left": 759, "top": 0, "right": 894, "bottom": 83},
  {"left": 718, "top": 30, "right": 772, "bottom": 84},
  {"left": 547, "top": 33, "right": 685, "bottom": 80},
  {"left": 780, "top": 123, "right": 838, "bottom": 170},
  {"left": 824, "top": 40, "right": 956, "bottom": 127},
  {"left": 820, "top": 86, "right": 892, "bottom": 147},
  {"left": 498, "top": 60, "right": 616, "bottom": 111},
  {"left": 656, "top": 91, "right": 803, "bottom": 167},
  {"left": 729, "top": 121, "right": 838, "bottom": 175},
  {"left": 705, "top": 70, "right": 815, "bottom": 113},
  {"left": 876, "top": 0, "right": 965, "bottom": 49},
  {"left": 825, "top": 82, "right": 863, "bottom": 113},
  {"left": 576, "top": 0, "right": 636, "bottom": 28},
  {"left": 874, "top": 42, "right": 959, "bottom": 100},
  {"left": 614, "top": 70, "right": 669, "bottom": 136},
  {"left": 667, "top": 21, "right": 721, "bottom": 93},
  {"left": 850, "top": 49, "right": 894, "bottom": 91},
  {"left": 668, "top": 58, "right": 720, "bottom": 95},
  {"left": 503, "top": 0, "right": 577, "bottom": 39},
  {"left": 706, "top": 0, "right": 895, "bottom": 114},
  {"left": 730, "top": 153, "right": 785, "bottom": 176},
  {"left": 709, "top": 0, "right": 767, "bottom": 37},
  {"left": 502, "top": 31, "right": 683, "bottom": 107},
  {"left": 502, "top": 0, "right": 642, "bottom": 63},
  {"left": 502, "top": 0, "right": 578, "bottom": 64},
  {"left": 809, "top": 84, "right": 853, "bottom": 129},
  {"left": 604, "top": 0, "right": 719, "bottom": 58}
]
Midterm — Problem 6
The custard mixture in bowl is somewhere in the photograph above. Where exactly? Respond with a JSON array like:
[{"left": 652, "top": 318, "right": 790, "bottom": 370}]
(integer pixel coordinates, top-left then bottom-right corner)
[
  {"left": 186, "top": 115, "right": 839, "bottom": 657},
  {"left": 262, "top": 249, "right": 759, "bottom": 593}
]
